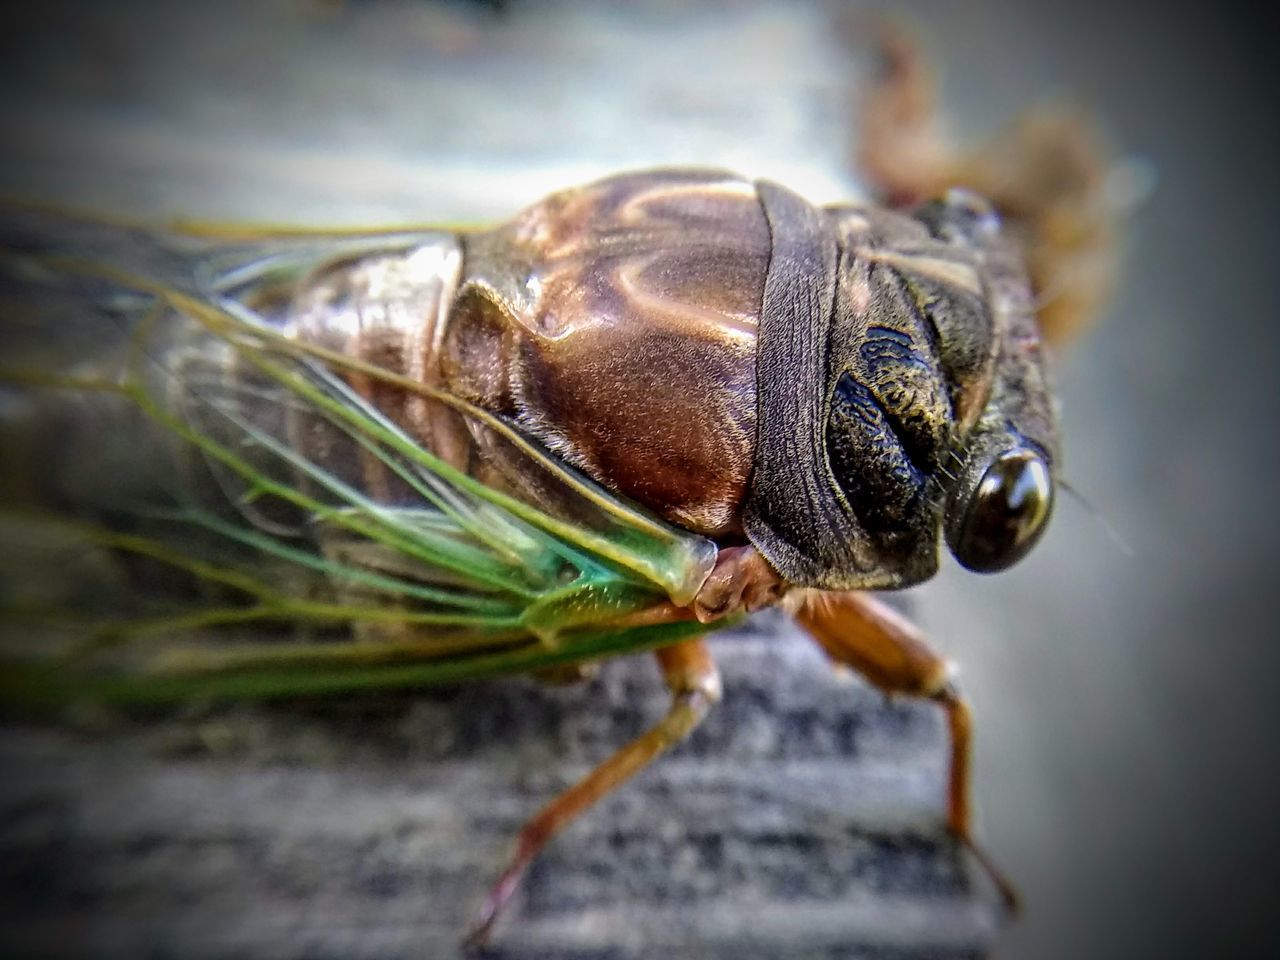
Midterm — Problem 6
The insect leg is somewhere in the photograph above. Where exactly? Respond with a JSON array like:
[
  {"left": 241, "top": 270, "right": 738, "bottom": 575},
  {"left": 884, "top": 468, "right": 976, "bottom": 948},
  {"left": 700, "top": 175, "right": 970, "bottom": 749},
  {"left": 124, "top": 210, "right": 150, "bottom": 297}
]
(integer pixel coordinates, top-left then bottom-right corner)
[
  {"left": 465, "top": 637, "right": 722, "bottom": 948},
  {"left": 789, "top": 589, "right": 1018, "bottom": 911},
  {"left": 856, "top": 19, "right": 954, "bottom": 208}
]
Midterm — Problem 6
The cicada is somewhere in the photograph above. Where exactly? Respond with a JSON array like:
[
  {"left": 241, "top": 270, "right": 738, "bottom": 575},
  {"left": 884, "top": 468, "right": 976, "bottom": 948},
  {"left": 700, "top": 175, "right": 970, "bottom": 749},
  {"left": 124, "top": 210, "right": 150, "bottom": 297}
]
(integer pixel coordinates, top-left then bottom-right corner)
[{"left": 0, "top": 34, "right": 1117, "bottom": 946}]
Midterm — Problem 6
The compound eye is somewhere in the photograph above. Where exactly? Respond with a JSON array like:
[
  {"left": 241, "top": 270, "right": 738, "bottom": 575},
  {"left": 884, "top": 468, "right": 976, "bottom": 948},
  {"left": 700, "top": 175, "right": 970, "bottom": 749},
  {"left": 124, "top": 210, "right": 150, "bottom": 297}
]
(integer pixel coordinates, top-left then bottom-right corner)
[{"left": 948, "top": 450, "right": 1054, "bottom": 573}]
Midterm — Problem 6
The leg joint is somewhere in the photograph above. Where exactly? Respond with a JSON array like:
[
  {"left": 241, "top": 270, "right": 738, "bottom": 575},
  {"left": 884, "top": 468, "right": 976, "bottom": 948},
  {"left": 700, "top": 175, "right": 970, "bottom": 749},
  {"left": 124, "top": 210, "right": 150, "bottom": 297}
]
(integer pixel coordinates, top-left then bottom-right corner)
[{"left": 656, "top": 639, "right": 722, "bottom": 703}]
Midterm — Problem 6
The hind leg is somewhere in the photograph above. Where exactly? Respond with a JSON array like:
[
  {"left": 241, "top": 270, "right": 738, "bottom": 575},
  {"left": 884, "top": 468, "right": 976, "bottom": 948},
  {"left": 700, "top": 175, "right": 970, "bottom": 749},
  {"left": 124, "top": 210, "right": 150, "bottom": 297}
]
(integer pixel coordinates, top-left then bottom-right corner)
[{"left": 465, "top": 636, "right": 721, "bottom": 947}]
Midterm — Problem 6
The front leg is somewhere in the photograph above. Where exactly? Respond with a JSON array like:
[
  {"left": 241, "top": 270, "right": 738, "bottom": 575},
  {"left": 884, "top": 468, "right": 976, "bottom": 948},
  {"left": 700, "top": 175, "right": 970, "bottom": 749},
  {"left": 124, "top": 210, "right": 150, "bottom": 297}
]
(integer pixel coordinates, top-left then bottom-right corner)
[{"left": 789, "top": 588, "right": 1018, "bottom": 910}]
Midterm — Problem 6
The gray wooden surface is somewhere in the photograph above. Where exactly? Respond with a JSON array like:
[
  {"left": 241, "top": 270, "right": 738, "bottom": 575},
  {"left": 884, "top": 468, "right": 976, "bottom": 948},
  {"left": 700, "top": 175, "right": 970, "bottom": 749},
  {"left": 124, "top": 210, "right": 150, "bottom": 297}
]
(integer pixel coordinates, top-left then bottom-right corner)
[{"left": 0, "top": 614, "right": 998, "bottom": 958}]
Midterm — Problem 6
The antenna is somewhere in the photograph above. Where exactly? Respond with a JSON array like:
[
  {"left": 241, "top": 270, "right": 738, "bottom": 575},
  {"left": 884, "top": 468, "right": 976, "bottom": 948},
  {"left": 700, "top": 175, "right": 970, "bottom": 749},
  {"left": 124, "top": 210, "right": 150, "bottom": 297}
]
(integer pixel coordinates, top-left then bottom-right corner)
[{"left": 1058, "top": 477, "right": 1134, "bottom": 557}]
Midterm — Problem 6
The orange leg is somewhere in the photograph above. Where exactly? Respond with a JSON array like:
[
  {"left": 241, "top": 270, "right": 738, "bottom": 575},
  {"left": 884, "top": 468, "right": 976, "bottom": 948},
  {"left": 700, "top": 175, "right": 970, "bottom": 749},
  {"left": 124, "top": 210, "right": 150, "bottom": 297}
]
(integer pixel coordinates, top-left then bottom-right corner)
[
  {"left": 790, "top": 589, "right": 1019, "bottom": 911},
  {"left": 465, "top": 637, "right": 721, "bottom": 948}
]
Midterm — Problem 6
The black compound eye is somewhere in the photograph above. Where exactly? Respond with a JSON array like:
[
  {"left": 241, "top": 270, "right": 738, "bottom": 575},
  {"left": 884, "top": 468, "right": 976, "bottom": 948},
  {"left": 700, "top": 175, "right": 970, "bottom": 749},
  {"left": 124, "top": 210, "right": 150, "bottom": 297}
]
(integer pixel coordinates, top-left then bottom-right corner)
[{"left": 948, "top": 450, "right": 1054, "bottom": 573}]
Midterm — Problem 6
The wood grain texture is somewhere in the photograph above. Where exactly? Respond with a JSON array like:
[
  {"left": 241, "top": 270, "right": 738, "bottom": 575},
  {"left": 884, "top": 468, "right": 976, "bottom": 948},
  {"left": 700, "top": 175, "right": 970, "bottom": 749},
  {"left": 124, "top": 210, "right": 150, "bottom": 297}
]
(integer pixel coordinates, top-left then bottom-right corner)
[{"left": 0, "top": 614, "right": 1002, "bottom": 959}]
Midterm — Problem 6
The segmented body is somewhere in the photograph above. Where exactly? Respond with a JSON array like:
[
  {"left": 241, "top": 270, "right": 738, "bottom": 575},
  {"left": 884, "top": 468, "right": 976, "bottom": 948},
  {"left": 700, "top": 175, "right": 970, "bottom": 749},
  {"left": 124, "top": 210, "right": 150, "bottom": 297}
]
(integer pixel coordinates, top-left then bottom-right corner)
[{"left": 263, "top": 170, "right": 768, "bottom": 538}]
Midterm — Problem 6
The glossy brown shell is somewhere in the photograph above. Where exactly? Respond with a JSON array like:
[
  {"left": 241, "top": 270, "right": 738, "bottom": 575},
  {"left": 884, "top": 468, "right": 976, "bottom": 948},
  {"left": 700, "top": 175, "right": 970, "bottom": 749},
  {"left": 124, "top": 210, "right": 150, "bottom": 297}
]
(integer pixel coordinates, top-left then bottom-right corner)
[{"left": 444, "top": 170, "right": 771, "bottom": 536}]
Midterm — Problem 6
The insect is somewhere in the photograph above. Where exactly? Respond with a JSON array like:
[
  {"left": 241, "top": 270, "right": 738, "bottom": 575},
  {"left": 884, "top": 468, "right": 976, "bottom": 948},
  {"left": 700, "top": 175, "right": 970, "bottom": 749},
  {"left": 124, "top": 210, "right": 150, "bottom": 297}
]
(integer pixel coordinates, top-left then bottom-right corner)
[{"left": 0, "top": 29, "right": 1116, "bottom": 947}]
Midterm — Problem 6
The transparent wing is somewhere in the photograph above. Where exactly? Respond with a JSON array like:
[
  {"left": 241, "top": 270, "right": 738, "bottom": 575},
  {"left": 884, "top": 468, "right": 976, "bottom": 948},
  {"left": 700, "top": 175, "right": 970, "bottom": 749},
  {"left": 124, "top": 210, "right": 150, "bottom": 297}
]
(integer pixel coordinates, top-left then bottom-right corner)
[{"left": 0, "top": 209, "right": 720, "bottom": 705}]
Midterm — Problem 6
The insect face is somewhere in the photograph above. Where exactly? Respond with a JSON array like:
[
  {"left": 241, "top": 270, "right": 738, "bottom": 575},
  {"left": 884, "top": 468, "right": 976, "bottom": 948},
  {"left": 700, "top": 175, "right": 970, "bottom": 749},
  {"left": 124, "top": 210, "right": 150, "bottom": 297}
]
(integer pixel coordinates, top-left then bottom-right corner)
[
  {"left": 913, "top": 191, "right": 1060, "bottom": 575},
  {"left": 804, "top": 189, "right": 1060, "bottom": 587}
]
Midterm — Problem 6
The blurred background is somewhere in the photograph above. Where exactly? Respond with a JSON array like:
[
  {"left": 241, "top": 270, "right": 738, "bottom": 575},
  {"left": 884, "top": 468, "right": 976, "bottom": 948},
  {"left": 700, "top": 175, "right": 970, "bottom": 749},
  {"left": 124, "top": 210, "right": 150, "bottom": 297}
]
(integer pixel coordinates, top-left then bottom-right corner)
[{"left": 1, "top": 1, "right": 1276, "bottom": 958}]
